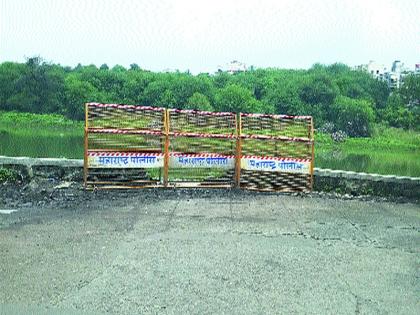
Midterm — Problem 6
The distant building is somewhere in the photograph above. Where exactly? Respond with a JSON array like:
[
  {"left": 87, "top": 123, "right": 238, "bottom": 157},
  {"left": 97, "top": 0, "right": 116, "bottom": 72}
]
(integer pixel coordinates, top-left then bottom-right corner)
[
  {"left": 366, "top": 60, "right": 387, "bottom": 81},
  {"left": 391, "top": 60, "right": 403, "bottom": 73},
  {"left": 415, "top": 63, "right": 420, "bottom": 74},
  {"left": 356, "top": 60, "right": 415, "bottom": 89},
  {"left": 387, "top": 72, "right": 401, "bottom": 89},
  {"left": 217, "top": 60, "right": 248, "bottom": 74}
]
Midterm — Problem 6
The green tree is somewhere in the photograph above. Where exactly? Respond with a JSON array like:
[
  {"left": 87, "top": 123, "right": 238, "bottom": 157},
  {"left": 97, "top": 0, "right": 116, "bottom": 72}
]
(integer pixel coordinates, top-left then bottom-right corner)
[
  {"left": 7, "top": 57, "right": 65, "bottom": 114},
  {"left": 299, "top": 74, "right": 339, "bottom": 107},
  {"left": 142, "top": 79, "right": 173, "bottom": 107},
  {"left": 400, "top": 74, "right": 420, "bottom": 121},
  {"left": 383, "top": 92, "right": 416, "bottom": 129},
  {"left": 214, "top": 84, "right": 260, "bottom": 113},
  {"left": 185, "top": 92, "right": 213, "bottom": 111},
  {"left": 4, "top": 58, "right": 420, "bottom": 136},
  {"left": 0, "top": 62, "right": 27, "bottom": 110},
  {"left": 331, "top": 96, "right": 375, "bottom": 137},
  {"left": 63, "top": 74, "right": 100, "bottom": 119},
  {"left": 129, "top": 63, "right": 140, "bottom": 70}
]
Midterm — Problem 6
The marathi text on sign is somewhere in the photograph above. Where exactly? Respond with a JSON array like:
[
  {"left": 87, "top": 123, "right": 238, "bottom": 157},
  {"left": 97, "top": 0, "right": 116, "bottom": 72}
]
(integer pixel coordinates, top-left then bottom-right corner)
[
  {"left": 88, "top": 153, "right": 164, "bottom": 168},
  {"left": 241, "top": 157, "right": 310, "bottom": 174}
]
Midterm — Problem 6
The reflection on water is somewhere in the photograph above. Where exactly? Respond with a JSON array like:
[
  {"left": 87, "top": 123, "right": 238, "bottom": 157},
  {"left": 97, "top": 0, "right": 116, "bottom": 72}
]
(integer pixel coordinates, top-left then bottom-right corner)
[
  {"left": 317, "top": 149, "right": 371, "bottom": 172},
  {"left": 0, "top": 132, "right": 83, "bottom": 159},
  {"left": 316, "top": 147, "right": 420, "bottom": 177}
]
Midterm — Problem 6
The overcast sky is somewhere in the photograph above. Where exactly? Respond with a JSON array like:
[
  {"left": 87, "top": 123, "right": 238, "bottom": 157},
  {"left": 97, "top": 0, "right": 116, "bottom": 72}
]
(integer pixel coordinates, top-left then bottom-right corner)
[{"left": 1, "top": 0, "right": 419, "bottom": 73}]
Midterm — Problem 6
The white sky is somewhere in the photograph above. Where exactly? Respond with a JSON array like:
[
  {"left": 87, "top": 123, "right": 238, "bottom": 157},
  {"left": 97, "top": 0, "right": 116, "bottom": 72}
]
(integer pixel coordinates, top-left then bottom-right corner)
[{"left": 0, "top": 0, "right": 419, "bottom": 73}]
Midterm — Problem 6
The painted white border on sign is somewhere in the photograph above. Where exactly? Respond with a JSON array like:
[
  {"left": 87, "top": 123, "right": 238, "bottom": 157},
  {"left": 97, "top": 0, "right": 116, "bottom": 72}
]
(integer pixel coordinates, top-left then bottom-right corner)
[
  {"left": 88, "top": 153, "right": 164, "bottom": 168},
  {"left": 241, "top": 157, "right": 310, "bottom": 174},
  {"left": 169, "top": 155, "right": 235, "bottom": 169}
]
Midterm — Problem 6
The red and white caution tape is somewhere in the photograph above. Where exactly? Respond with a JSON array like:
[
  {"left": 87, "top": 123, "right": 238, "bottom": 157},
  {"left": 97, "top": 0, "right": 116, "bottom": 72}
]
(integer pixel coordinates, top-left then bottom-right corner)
[
  {"left": 241, "top": 155, "right": 311, "bottom": 162},
  {"left": 170, "top": 131, "right": 236, "bottom": 139},
  {"left": 87, "top": 103, "right": 165, "bottom": 112},
  {"left": 88, "top": 128, "right": 163, "bottom": 136},
  {"left": 241, "top": 112, "right": 312, "bottom": 120},
  {"left": 88, "top": 152, "right": 164, "bottom": 157},
  {"left": 170, "top": 152, "right": 235, "bottom": 158},
  {"left": 169, "top": 108, "right": 235, "bottom": 117}
]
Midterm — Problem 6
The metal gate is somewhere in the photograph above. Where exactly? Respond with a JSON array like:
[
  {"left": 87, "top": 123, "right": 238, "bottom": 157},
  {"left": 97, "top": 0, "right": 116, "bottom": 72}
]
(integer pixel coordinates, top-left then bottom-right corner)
[
  {"left": 238, "top": 113, "right": 314, "bottom": 191},
  {"left": 167, "top": 108, "right": 237, "bottom": 187},
  {"left": 84, "top": 103, "right": 314, "bottom": 191},
  {"left": 84, "top": 103, "right": 166, "bottom": 188}
]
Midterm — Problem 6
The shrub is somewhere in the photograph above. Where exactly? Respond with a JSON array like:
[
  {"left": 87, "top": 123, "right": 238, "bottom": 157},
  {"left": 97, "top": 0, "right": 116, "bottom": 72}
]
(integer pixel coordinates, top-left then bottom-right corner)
[
  {"left": 331, "top": 96, "right": 375, "bottom": 137},
  {"left": 185, "top": 92, "right": 213, "bottom": 111},
  {"left": 214, "top": 84, "right": 259, "bottom": 113},
  {"left": 0, "top": 168, "right": 18, "bottom": 183},
  {"left": 331, "top": 130, "right": 348, "bottom": 142}
]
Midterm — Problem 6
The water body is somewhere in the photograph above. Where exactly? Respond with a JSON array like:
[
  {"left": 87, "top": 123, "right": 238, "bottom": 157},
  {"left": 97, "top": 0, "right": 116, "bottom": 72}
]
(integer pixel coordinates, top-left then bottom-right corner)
[
  {"left": 316, "top": 147, "right": 420, "bottom": 177},
  {"left": 1, "top": 132, "right": 419, "bottom": 177},
  {"left": 0, "top": 131, "right": 83, "bottom": 159}
]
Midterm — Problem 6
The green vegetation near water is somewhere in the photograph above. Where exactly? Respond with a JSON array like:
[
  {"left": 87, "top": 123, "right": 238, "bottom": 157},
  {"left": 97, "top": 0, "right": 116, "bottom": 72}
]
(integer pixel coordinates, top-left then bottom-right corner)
[
  {"left": 1, "top": 111, "right": 419, "bottom": 177},
  {"left": 316, "top": 127, "right": 420, "bottom": 177},
  {"left": 1, "top": 58, "right": 419, "bottom": 138},
  {"left": 0, "top": 111, "right": 83, "bottom": 158},
  {"left": 1, "top": 58, "right": 418, "bottom": 177}
]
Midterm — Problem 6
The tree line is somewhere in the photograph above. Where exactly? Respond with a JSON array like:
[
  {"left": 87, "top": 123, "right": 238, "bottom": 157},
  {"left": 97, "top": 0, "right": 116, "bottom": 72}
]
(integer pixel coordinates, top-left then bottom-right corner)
[{"left": 0, "top": 57, "right": 418, "bottom": 137}]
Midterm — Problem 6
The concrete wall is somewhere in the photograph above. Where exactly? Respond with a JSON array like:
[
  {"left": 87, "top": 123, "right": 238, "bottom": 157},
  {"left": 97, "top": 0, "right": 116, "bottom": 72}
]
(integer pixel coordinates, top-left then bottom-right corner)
[
  {"left": 1, "top": 156, "right": 419, "bottom": 200},
  {"left": 314, "top": 168, "right": 420, "bottom": 200}
]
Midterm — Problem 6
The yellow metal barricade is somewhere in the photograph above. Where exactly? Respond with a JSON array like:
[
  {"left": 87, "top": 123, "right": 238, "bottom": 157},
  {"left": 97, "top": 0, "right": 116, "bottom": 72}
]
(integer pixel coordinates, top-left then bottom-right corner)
[
  {"left": 84, "top": 103, "right": 166, "bottom": 188},
  {"left": 167, "top": 109, "right": 237, "bottom": 187},
  {"left": 84, "top": 103, "right": 314, "bottom": 191},
  {"left": 238, "top": 113, "right": 314, "bottom": 192}
]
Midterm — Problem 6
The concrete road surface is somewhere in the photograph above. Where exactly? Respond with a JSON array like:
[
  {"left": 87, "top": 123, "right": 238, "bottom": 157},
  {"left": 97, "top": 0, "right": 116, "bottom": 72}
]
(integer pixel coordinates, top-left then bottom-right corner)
[{"left": 0, "top": 190, "right": 419, "bottom": 314}]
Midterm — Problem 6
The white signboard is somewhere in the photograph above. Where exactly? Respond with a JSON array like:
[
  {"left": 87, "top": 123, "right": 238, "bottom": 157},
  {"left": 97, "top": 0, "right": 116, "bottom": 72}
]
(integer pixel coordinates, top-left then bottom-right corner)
[
  {"left": 170, "top": 155, "right": 235, "bottom": 169},
  {"left": 88, "top": 153, "right": 164, "bottom": 168},
  {"left": 241, "top": 157, "right": 311, "bottom": 174}
]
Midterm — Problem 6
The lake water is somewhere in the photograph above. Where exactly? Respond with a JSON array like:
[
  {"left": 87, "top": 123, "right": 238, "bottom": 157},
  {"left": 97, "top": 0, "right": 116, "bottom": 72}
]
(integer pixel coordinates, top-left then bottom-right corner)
[
  {"left": 316, "top": 146, "right": 420, "bottom": 177},
  {"left": 0, "top": 132, "right": 83, "bottom": 159},
  {"left": 1, "top": 132, "right": 419, "bottom": 177}
]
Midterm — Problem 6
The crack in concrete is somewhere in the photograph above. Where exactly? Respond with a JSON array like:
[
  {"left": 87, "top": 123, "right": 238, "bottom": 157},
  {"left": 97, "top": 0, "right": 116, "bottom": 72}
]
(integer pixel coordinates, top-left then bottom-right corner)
[
  {"left": 163, "top": 200, "right": 180, "bottom": 233},
  {"left": 338, "top": 275, "right": 381, "bottom": 315}
]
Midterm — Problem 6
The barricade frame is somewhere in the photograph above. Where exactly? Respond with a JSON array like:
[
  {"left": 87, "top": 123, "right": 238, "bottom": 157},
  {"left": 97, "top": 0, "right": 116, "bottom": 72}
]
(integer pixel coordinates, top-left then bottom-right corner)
[
  {"left": 84, "top": 103, "right": 167, "bottom": 189},
  {"left": 238, "top": 112, "right": 314, "bottom": 192},
  {"left": 84, "top": 103, "right": 315, "bottom": 192},
  {"left": 166, "top": 108, "right": 237, "bottom": 188}
]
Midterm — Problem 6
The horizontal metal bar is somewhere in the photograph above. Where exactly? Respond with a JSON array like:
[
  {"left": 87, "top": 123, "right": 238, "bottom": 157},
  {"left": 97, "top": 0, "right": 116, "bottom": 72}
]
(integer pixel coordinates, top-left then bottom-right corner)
[
  {"left": 88, "top": 128, "right": 164, "bottom": 136},
  {"left": 87, "top": 103, "right": 165, "bottom": 111},
  {"left": 241, "top": 134, "right": 313, "bottom": 143},
  {"left": 169, "top": 131, "right": 236, "bottom": 139},
  {"left": 87, "top": 148, "right": 163, "bottom": 152},
  {"left": 85, "top": 184, "right": 164, "bottom": 190},
  {"left": 86, "top": 180, "right": 159, "bottom": 185}
]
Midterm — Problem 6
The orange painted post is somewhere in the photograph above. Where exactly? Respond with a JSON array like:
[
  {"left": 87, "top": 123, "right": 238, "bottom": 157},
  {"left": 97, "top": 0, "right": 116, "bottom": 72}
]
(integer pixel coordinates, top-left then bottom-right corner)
[
  {"left": 235, "top": 113, "right": 242, "bottom": 188},
  {"left": 83, "top": 103, "right": 89, "bottom": 189},
  {"left": 310, "top": 117, "right": 315, "bottom": 191},
  {"left": 163, "top": 109, "right": 170, "bottom": 187}
]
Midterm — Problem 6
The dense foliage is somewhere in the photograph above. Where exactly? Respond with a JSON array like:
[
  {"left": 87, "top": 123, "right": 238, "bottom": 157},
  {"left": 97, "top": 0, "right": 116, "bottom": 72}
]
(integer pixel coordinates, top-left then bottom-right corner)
[{"left": 0, "top": 57, "right": 418, "bottom": 136}]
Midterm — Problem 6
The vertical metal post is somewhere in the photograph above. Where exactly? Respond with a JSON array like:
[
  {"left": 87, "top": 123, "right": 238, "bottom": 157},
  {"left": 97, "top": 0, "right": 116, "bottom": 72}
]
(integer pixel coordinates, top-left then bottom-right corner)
[
  {"left": 83, "top": 103, "right": 89, "bottom": 189},
  {"left": 309, "top": 117, "right": 315, "bottom": 191},
  {"left": 163, "top": 109, "right": 170, "bottom": 187},
  {"left": 235, "top": 113, "right": 242, "bottom": 188}
]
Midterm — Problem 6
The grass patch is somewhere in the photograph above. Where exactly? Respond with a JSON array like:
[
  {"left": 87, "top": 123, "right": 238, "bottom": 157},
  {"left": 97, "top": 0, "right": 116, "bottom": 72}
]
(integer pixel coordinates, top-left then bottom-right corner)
[{"left": 0, "top": 168, "right": 18, "bottom": 183}]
